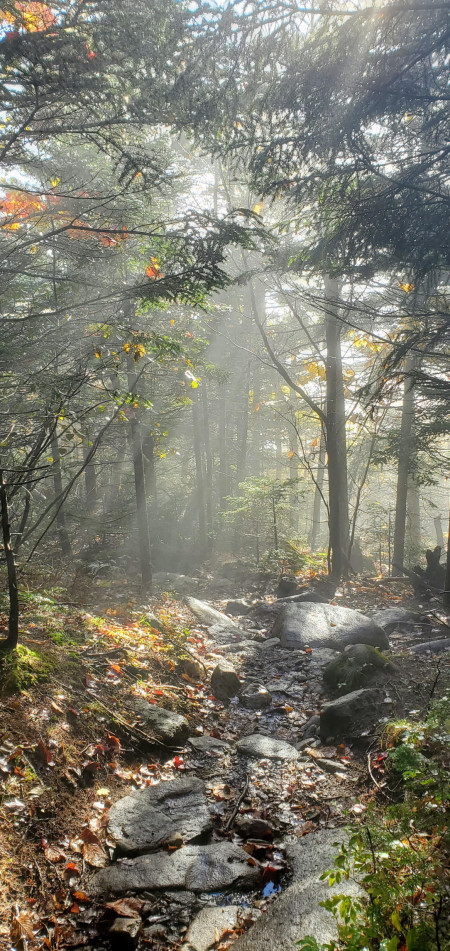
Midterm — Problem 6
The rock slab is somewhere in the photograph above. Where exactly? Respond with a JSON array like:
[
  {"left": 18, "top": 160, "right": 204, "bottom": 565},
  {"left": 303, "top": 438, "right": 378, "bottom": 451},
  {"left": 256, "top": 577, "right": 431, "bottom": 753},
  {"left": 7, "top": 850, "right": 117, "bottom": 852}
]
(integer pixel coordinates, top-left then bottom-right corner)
[
  {"left": 230, "top": 828, "right": 360, "bottom": 951},
  {"left": 133, "top": 700, "right": 190, "bottom": 747},
  {"left": 107, "top": 777, "right": 211, "bottom": 855},
  {"left": 183, "top": 906, "right": 241, "bottom": 951},
  {"left": 187, "top": 597, "right": 238, "bottom": 629},
  {"left": 273, "top": 602, "right": 389, "bottom": 651},
  {"left": 91, "top": 842, "right": 260, "bottom": 896},
  {"left": 236, "top": 734, "right": 299, "bottom": 761}
]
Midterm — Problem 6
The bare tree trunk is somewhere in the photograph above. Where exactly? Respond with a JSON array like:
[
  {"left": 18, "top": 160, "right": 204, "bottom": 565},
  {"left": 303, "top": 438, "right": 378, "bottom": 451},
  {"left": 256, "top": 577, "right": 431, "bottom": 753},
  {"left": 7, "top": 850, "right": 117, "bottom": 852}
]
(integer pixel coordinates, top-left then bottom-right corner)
[
  {"left": 393, "top": 354, "right": 415, "bottom": 568},
  {"left": 309, "top": 433, "right": 326, "bottom": 550},
  {"left": 407, "top": 475, "right": 421, "bottom": 564},
  {"left": 434, "top": 515, "right": 445, "bottom": 549},
  {"left": 192, "top": 388, "right": 207, "bottom": 557},
  {"left": 127, "top": 356, "right": 152, "bottom": 591},
  {"left": 201, "top": 381, "right": 213, "bottom": 548},
  {"left": 324, "top": 276, "right": 350, "bottom": 579},
  {"left": 0, "top": 468, "right": 19, "bottom": 650},
  {"left": 51, "top": 432, "right": 71, "bottom": 556},
  {"left": 444, "top": 505, "right": 450, "bottom": 609},
  {"left": 84, "top": 445, "right": 97, "bottom": 515},
  {"left": 218, "top": 385, "right": 227, "bottom": 510}
]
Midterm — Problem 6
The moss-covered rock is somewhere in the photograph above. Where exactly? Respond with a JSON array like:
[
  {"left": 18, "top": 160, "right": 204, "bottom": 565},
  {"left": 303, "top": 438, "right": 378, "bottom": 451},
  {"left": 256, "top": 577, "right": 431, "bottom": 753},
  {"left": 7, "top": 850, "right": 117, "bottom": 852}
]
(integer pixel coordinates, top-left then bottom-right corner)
[{"left": 323, "top": 643, "right": 396, "bottom": 695}]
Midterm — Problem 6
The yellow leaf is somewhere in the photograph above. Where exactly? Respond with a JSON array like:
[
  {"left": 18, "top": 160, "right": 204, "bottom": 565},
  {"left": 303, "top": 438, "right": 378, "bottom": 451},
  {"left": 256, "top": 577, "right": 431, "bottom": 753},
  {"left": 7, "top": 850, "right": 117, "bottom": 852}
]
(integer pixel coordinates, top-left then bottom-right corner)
[
  {"left": 252, "top": 203, "right": 264, "bottom": 215},
  {"left": 398, "top": 282, "right": 414, "bottom": 293},
  {"left": 288, "top": 450, "right": 295, "bottom": 459},
  {"left": 50, "top": 177, "right": 60, "bottom": 187},
  {"left": 190, "top": 380, "right": 199, "bottom": 388}
]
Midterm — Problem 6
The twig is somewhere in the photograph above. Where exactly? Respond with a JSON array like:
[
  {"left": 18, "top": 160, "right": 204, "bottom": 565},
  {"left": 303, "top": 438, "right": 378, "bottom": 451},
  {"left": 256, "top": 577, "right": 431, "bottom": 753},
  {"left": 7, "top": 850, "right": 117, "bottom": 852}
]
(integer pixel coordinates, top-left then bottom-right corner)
[
  {"left": 427, "top": 659, "right": 442, "bottom": 714},
  {"left": 425, "top": 611, "right": 450, "bottom": 632},
  {"left": 224, "top": 774, "right": 250, "bottom": 832},
  {"left": 367, "top": 752, "right": 390, "bottom": 800}
]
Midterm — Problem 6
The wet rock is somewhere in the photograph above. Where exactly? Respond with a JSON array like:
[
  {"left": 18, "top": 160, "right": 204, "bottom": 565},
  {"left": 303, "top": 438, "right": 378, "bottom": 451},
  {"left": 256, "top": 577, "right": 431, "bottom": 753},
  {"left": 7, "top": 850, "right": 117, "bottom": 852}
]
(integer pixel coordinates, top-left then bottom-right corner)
[
  {"left": 91, "top": 842, "right": 260, "bottom": 896},
  {"left": 230, "top": 829, "right": 360, "bottom": 951},
  {"left": 183, "top": 905, "right": 241, "bottom": 951},
  {"left": 273, "top": 603, "right": 389, "bottom": 652},
  {"left": 187, "top": 597, "right": 238, "bottom": 629},
  {"left": 107, "top": 777, "right": 212, "bottom": 855},
  {"left": 109, "top": 917, "right": 141, "bottom": 948},
  {"left": 210, "top": 664, "right": 241, "bottom": 701},
  {"left": 299, "top": 714, "right": 320, "bottom": 739},
  {"left": 411, "top": 637, "right": 450, "bottom": 654},
  {"left": 240, "top": 685, "right": 272, "bottom": 710},
  {"left": 133, "top": 700, "right": 190, "bottom": 747},
  {"left": 236, "top": 734, "right": 299, "bottom": 761},
  {"left": 323, "top": 644, "right": 396, "bottom": 694},
  {"left": 319, "top": 688, "right": 381, "bottom": 740},
  {"left": 188, "top": 735, "right": 230, "bottom": 753},
  {"left": 372, "top": 607, "right": 422, "bottom": 633}
]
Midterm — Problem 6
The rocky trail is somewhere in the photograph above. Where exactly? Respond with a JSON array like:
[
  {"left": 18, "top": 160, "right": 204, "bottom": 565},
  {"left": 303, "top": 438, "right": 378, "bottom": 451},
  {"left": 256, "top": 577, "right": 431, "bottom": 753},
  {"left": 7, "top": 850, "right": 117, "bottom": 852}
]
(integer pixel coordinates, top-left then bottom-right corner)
[{"left": 0, "top": 571, "right": 449, "bottom": 951}]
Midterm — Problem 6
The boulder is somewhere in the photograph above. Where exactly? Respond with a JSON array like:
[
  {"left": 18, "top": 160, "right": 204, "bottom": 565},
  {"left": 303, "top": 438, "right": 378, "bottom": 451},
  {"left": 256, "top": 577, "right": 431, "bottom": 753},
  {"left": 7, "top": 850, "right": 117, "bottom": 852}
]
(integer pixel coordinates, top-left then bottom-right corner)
[
  {"left": 323, "top": 644, "right": 396, "bottom": 694},
  {"left": 91, "top": 842, "right": 260, "bottom": 896},
  {"left": 183, "top": 906, "right": 241, "bottom": 951},
  {"left": 235, "top": 815, "right": 274, "bottom": 839},
  {"left": 372, "top": 607, "right": 422, "bottom": 633},
  {"left": 273, "top": 603, "right": 389, "bottom": 652},
  {"left": 225, "top": 599, "right": 252, "bottom": 616},
  {"left": 240, "top": 685, "right": 272, "bottom": 710},
  {"left": 257, "top": 637, "right": 281, "bottom": 651},
  {"left": 229, "top": 829, "right": 360, "bottom": 951},
  {"left": 133, "top": 700, "right": 190, "bottom": 747},
  {"left": 153, "top": 573, "right": 199, "bottom": 594},
  {"left": 210, "top": 664, "right": 241, "bottom": 701},
  {"left": 236, "top": 734, "right": 299, "bottom": 761},
  {"left": 320, "top": 688, "right": 381, "bottom": 740},
  {"left": 411, "top": 637, "right": 450, "bottom": 654},
  {"left": 107, "top": 777, "right": 211, "bottom": 856},
  {"left": 187, "top": 598, "right": 238, "bottom": 629}
]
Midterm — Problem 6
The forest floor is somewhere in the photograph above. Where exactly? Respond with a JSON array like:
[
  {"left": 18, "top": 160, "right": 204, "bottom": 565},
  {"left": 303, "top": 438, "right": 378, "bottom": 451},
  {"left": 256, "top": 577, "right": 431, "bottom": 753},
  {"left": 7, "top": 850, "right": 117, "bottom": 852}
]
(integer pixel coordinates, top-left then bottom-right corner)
[{"left": 0, "top": 563, "right": 448, "bottom": 951}]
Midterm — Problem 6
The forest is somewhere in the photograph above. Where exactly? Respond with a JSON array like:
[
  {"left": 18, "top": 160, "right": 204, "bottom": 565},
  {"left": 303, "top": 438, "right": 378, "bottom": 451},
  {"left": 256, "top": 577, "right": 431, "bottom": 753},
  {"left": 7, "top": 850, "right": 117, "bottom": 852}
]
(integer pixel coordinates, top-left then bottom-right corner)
[{"left": 0, "top": 1, "right": 448, "bottom": 950}]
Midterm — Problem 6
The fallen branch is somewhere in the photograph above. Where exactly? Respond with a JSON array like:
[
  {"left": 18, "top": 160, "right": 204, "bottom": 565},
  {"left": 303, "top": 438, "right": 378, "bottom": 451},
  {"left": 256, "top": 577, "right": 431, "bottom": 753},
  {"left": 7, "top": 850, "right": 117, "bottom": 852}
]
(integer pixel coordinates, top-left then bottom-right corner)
[{"left": 224, "top": 774, "right": 250, "bottom": 832}]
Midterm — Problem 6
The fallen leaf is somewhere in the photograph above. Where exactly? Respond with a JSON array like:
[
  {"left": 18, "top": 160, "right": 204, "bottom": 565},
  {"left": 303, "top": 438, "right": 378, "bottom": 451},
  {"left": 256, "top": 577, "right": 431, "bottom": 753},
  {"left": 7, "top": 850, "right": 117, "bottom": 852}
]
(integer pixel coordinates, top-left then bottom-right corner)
[
  {"left": 81, "top": 828, "right": 107, "bottom": 868},
  {"left": 105, "top": 897, "right": 143, "bottom": 918}
]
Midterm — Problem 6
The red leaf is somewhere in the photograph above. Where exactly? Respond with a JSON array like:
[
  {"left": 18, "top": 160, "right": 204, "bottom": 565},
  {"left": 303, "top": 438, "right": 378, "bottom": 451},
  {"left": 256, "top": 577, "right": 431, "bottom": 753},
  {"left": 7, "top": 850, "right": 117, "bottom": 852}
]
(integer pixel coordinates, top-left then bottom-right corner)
[{"left": 37, "top": 739, "right": 53, "bottom": 765}]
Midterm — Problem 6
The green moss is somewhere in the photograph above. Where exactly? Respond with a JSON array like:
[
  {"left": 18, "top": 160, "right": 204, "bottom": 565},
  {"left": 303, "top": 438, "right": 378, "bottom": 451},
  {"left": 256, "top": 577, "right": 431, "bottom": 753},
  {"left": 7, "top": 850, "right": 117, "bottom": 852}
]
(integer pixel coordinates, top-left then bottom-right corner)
[
  {"left": 323, "top": 643, "right": 394, "bottom": 694},
  {"left": 0, "top": 644, "right": 55, "bottom": 695}
]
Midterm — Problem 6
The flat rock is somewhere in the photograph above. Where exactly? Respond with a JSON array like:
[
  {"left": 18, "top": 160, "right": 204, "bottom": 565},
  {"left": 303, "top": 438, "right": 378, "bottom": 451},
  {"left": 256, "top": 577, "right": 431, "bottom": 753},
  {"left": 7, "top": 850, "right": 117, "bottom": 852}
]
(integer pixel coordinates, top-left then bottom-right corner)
[
  {"left": 153, "top": 573, "right": 199, "bottom": 594},
  {"left": 236, "top": 734, "right": 299, "bottom": 761},
  {"left": 257, "top": 637, "right": 281, "bottom": 651},
  {"left": 133, "top": 700, "right": 190, "bottom": 747},
  {"left": 225, "top": 600, "right": 252, "bottom": 616},
  {"left": 230, "top": 829, "right": 360, "bottom": 951},
  {"left": 107, "top": 777, "right": 211, "bottom": 855},
  {"left": 91, "top": 842, "right": 260, "bottom": 896},
  {"left": 187, "top": 598, "right": 238, "bottom": 629},
  {"left": 183, "top": 905, "right": 241, "bottom": 951},
  {"left": 372, "top": 607, "right": 422, "bottom": 633},
  {"left": 411, "top": 637, "right": 450, "bottom": 654},
  {"left": 188, "top": 735, "right": 230, "bottom": 753},
  {"left": 320, "top": 687, "right": 381, "bottom": 740},
  {"left": 273, "top": 603, "right": 389, "bottom": 652}
]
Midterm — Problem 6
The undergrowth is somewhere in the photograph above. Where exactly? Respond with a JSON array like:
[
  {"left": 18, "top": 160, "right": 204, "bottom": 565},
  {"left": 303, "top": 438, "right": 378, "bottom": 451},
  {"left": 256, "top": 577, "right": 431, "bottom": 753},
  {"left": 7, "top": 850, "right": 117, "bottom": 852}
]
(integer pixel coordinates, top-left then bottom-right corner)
[{"left": 297, "top": 693, "right": 450, "bottom": 951}]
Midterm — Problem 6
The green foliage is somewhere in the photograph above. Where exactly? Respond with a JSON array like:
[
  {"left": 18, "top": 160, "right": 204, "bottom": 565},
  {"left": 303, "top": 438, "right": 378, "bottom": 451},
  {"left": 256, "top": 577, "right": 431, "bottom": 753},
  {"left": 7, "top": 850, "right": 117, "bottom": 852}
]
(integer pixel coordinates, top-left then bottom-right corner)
[
  {"left": 0, "top": 645, "right": 54, "bottom": 694},
  {"left": 297, "top": 697, "right": 450, "bottom": 951}
]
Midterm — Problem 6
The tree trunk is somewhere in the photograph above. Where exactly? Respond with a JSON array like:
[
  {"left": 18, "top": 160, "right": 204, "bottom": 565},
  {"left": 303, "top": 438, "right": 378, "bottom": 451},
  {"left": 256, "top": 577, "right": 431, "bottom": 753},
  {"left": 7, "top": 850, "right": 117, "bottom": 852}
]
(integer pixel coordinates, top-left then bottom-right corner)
[
  {"left": 324, "top": 276, "right": 350, "bottom": 579},
  {"left": 309, "top": 433, "right": 326, "bottom": 550},
  {"left": 51, "top": 432, "right": 71, "bottom": 556},
  {"left": 444, "top": 505, "right": 450, "bottom": 609},
  {"left": 406, "top": 475, "right": 421, "bottom": 564},
  {"left": 0, "top": 469, "right": 19, "bottom": 650},
  {"left": 84, "top": 445, "right": 97, "bottom": 515},
  {"left": 218, "top": 385, "right": 228, "bottom": 510},
  {"left": 192, "top": 388, "right": 207, "bottom": 557},
  {"left": 127, "top": 356, "right": 152, "bottom": 591},
  {"left": 434, "top": 515, "right": 445, "bottom": 549},
  {"left": 201, "top": 381, "right": 213, "bottom": 548},
  {"left": 393, "top": 354, "right": 415, "bottom": 569}
]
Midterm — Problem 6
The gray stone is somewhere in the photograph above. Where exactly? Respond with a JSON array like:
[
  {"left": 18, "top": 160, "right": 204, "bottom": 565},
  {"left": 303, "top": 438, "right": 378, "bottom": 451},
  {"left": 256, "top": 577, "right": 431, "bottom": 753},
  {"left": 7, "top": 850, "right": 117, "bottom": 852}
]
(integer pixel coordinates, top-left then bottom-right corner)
[
  {"left": 272, "top": 603, "right": 389, "bottom": 652},
  {"left": 144, "top": 612, "right": 165, "bottom": 632},
  {"left": 187, "top": 597, "right": 238, "bottom": 629},
  {"left": 230, "top": 829, "right": 360, "bottom": 951},
  {"left": 133, "top": 700, "right": 190, "bottom": 747},
  {"left": 323, "top": 644, "right": 396, "bottom": 694},
  {"left": 320, "top": 688, "right": 381, "bottom": 740},
  {"left": 109, "top": 917, "right": 141, "bottom": 948},
  {"left": 107, "top": 777, "right": 211, "bottom": 855},
  {"left": 372, "top": 607, "right": 422, "bottom": 633},
  {"left": 183, "top": 906, "right": 241, "bottom": 951},
  {"left": 315, "top": 757, "right": 347, "bottom": 774},
  {"left": 300, "top": 715, "right": 320, "bottom": 739},
  {"left": 188, "top": 735, "right": 230, "bottom": 753},
  {"left": 240, "top": 685, "right": 272, "bottom": 710},
  {"left": 257, "top": 637, "right": 281, "bottom": 651},
  {"left": 225, "top": 600, "right": 252, "bottom": 616},
  {"left": 235, "top": 815, "right": 274, "bottom": 839},
  {"left": 210, "top": 664, "right": 241, "bottom": 701},
  {"left": 91, "top": 842, "right": 260, "bottom": 896},
  {"left": 303, "top": 648, "right": 340, "bottom": 666},
  {"left": 411, "top": 637, "right": 450, "bottom": 654},
  {"left": 236, "top": 734, "right": 299, "bottom": 761}
]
